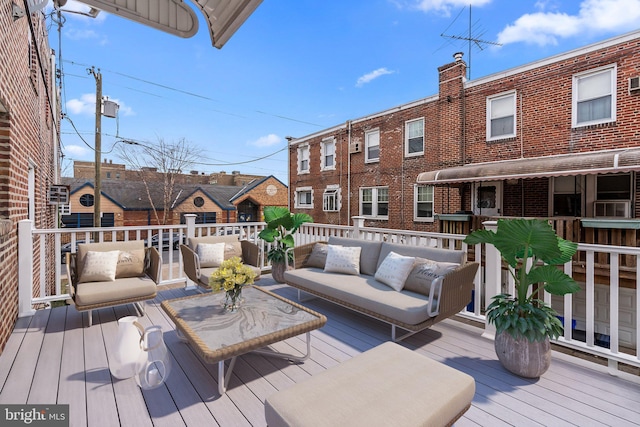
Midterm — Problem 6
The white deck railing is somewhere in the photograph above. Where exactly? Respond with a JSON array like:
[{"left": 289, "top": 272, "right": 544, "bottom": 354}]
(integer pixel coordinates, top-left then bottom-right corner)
[{"left": 18, "top": 216, "right": 639, "bottom": 375}]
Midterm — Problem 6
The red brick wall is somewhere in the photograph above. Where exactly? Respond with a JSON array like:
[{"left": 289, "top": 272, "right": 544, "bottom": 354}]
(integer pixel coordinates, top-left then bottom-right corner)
[
  {"left": 289, "top": 34, "right": 640, "bottom": 231},
  {"left": 0, "top": 9, "right": 57, "bottom": 354}
]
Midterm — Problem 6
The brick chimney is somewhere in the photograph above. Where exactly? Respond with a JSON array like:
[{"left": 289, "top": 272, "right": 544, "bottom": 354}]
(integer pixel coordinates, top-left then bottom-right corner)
[{"left": 437, "top": 52, "right": 467, "bottom": 169}]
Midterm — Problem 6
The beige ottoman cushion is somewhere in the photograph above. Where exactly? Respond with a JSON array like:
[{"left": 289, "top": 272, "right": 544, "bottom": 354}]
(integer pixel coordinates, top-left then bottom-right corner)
[{"left": 265, "top": 342, "right": 475, "bottom": 427}]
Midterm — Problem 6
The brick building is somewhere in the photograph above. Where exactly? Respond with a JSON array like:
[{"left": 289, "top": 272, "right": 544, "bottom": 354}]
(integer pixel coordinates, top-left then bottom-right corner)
[
  {"left": 72, "top": 159, "right": 263, "bottom": 187},
  {"left": 288, "top": 30, "right": 640, "bottom": 237},
  {"left": 61, "top": 175, "right": 287, "bottom": 229},
  {"left": 0, "top": 7, "right": 60, "bottom": 352}
]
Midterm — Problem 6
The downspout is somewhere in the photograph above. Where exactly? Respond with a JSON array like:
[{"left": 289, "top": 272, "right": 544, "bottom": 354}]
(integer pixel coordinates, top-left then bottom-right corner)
[{"left": 347, "top": 120, "right": 352, "bottom": 221}]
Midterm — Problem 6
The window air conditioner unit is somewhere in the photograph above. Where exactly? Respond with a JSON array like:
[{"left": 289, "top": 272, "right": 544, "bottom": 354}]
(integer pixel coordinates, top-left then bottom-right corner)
[
  {"left": 629, "top": 76, "right": 640, "bottom": 93},
  {"left": 349, "top": 142, "right": 361, "bottom": 153},
  {"left": 594, "top": 200, "right": 630, "bottom": 218}
]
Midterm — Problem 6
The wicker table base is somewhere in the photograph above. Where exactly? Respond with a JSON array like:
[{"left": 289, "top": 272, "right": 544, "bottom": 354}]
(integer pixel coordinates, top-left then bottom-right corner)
[{"left": 161, "top": 285, "right": 327, "bottom": 396}]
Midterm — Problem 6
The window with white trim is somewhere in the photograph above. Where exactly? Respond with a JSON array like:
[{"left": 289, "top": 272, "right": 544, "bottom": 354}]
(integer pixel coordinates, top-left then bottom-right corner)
[
  {"left": 321, "top": 138, "right": 336, "bottom": 171},
  {"left": 414, "top": 185, "right": 434, "bottom": 221},
  {"left": 323, "top": 186, "right": 340, "bottom": 212},
  {"left": 487, "top": 92, "right": 516, "bottom": 140},
  {"left": 573, "top": 65, "right": 616, "bottom": 127},
  {"left": 360, "top": 187, "right": 388, "bottom": 218},
  {"left": 405, "top": 118, "right": 424, "bottom": 156},
  {"left": 297, "top": 144, "right": 310, "bottom": 174},
  {"left": 295, "top": 187, "right": 313, "bottom": 209},
  {"left": 365, "top": 129, "right": 380, "bottom": 163}
]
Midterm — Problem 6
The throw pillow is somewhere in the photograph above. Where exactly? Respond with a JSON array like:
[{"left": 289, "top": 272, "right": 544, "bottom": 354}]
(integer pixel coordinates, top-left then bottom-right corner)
[
  {"left": 224, "top": 241, "right": 243, "bottom": 260},
  {"left": 79, "top": 250, "right": 120, "bottom": 283},
  {"left": 116, "top": 248, "right": 146, "bottom": 278},
  {"left": 404, "top": 258, "right": 459, "bottom": 296},
  {"left": 306, "top": 243, "right": 329, "bottom": 268},
  {"left": 324, "top": 244, "right": 361, "bottom": 275},
  {"left": 197, "top": 242, "right": 226, "bottom": 267},
  {"left": 374, "top": 251, "right": 416, "bottom": 291}
]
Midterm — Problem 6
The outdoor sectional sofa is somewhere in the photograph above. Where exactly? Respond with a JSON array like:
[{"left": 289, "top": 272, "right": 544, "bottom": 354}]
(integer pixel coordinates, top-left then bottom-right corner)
[
  {"left": 66, "top": 240, "right": 161, "bottom": 327},
  {"left": 180, "top": 234, "right": 261, "bottom": 289},
  {"left": 284, "top": 236, "right": 479, "bottom": 341}
]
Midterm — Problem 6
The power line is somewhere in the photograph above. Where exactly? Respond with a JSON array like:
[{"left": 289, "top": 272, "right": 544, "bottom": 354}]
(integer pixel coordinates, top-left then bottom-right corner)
[{"left": 62, "top": 59, "right": 323, "bottom": 127}]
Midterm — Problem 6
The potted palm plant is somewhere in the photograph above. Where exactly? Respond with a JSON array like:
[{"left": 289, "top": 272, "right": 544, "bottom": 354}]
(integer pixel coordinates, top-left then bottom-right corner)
[
  {"left": 464, "top": 218, "right": 580, "bottom": 378},
  {"left": 258, "top": 206, "right": 313, "bottom": 283}
]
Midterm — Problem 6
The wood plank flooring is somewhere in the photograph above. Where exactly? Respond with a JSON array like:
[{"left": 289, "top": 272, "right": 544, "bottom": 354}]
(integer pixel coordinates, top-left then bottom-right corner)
[{"left": 0, "top": 276, "right": 639, "bottom": 427}]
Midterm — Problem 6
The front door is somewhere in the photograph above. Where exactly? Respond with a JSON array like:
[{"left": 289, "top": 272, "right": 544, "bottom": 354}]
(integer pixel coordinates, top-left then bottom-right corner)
[{"left": 473, "top": 181, "right": 502, "bottom": 216}]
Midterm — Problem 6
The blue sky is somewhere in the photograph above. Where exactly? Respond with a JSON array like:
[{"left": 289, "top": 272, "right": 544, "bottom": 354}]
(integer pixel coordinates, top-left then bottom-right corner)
[{"left": 51, "top": 0, "right": 640, "bottom": 183}]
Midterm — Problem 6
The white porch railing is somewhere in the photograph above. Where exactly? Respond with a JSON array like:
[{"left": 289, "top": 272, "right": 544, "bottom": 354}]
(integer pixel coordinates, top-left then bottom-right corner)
[{"left": 18, "top": 216, "right": 639, "bottom": 375}]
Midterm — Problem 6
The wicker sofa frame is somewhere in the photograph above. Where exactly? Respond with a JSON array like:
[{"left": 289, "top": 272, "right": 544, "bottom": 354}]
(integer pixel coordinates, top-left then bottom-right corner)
[{"left": 285, "top": 241, "right": 479, "bottom": 341}]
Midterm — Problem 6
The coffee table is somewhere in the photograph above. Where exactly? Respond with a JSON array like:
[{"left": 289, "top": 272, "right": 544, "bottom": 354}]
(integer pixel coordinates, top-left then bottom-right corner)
[{"left": 161, "top": 285, "right": 327, "bottom": 395}]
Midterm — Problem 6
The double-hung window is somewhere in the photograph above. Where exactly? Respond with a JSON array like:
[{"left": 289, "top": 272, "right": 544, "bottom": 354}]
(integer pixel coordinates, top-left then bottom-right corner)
[
  {"left": 321, "top": 138, "right": 335, "bottom": 171},
  {"left": 323, "top": 185, "right": 340, "bottom": 212},
  {"left": 573, "top": 65, "right": 616, "bottom": 127},
  {"left": 414, "top": 185, "right": 434, "bottom": 221},
  {"left": 365, "top": 129, "right": 380, "bottom": 163},
  {"left": 360, "top": 187, "right": 388, "bottom": 219},
  {"left": 405, "top": 118, "right": 424, "bottom": 156},
  {"left": 295, "top": 187, "right": 313, "bottom": 209},
  {"left": 487, "top": 92, "right": 516, "bottom": 140},
  {"left": 297, "top": 144, "right": 310, "bottom": 174}
]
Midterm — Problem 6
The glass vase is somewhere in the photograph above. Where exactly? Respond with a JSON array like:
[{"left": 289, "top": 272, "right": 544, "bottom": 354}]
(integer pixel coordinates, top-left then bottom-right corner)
[{"left": 224, "top": 286, "right": 244, "bottom": 312}]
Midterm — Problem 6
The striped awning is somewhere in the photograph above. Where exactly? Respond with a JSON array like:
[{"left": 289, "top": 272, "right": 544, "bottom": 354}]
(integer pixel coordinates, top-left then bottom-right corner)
[{"left": 416, "top": 148, "right": 640, "bottom": 184}]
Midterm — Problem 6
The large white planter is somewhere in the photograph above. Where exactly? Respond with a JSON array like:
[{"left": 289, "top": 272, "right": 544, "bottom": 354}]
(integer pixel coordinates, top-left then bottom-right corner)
[{"left": 495, "top": 331, "right": 551, "bottom": 378}]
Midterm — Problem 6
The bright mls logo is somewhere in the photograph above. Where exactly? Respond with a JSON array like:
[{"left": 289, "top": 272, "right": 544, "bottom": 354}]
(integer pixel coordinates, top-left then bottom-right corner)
[{"left": 1, "top": 405, "right": 68, "bottom": 426}]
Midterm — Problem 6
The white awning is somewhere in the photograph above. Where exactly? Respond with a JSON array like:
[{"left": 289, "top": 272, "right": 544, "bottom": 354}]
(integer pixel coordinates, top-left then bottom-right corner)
[
  {"left": 416, "top": 148, "right": 640, "bottom": 184},
  {"left": 70, "top": 0, "right": 262, "bottom": 48}
]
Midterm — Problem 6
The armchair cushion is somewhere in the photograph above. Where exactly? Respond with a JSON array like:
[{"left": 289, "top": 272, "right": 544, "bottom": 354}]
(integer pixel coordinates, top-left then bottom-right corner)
[
  {"left": 197, "top": 242, "right": 226, "bottom": 267},
  {"left": 79, "top": 250, "right": 120, "bottom": 283},
  {"left": 116, "top": 247, "right": 146, "bottom": 278}
]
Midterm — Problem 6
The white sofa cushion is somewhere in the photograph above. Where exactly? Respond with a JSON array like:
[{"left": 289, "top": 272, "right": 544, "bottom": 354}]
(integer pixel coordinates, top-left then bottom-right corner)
[
  {"left": 324, "top": 245, "right": 361, "bottom": 275},
  {"left": 374, "top": 252, "right": 415, "bottom": 291}
]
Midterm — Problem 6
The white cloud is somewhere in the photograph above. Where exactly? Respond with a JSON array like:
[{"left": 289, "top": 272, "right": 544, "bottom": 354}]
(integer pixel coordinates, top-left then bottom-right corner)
[
  {"left": 65, "top": 145, "right": 90, "bottom": 157},
  {"left": 405, "top": 0, "right": 492, "bottom": 16},
  {"left": 66, "top": 93, "right": 95, "bottom": 115},
  {"left": 356, "top": 68, "right": 395, "bottom": 87},
  {"left": 66, "top": 94, "right": 134, "bottom": 117},
  {"left": 498, "top": 0, "right": 640, "bottom": 46},
  {"left": 250, "top": 134, "right": 282, "bottom": 147}
]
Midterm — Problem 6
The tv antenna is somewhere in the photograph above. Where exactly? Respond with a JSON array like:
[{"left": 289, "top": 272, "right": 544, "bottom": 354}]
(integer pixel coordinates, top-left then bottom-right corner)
[{"left": 440, "top": 5, "right": 501, "bottom": 79}]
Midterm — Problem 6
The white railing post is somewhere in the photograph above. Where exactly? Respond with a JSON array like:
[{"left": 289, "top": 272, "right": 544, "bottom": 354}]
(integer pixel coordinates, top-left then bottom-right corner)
[
  {"left": 183, "top": 214, "right": 197, "bottom": 290},
  {"left": 351, "top": 216, "right": 365, "bottom": 239},
  {"left": 482, "top": 220, "right": 500, "bottom": 340},
  {"left": 18, "top": 220, "right": 36, "bottom": 317}
]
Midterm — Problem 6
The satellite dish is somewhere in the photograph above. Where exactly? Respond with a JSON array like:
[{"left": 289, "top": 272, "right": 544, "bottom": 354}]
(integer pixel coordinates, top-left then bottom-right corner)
[{"left": 27, "top": 0, "right": 48, "bottom": 13}]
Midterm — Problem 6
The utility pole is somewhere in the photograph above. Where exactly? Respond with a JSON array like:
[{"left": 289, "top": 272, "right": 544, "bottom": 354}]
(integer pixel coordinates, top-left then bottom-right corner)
[{"left": 89, "top": 66, "right": 102, "bottom": 229}]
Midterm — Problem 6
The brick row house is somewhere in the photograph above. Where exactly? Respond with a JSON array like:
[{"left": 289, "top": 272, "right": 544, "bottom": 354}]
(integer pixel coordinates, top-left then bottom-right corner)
[
  {"left": 288, "top": 29, "right": 640, "bottom": 242},
  {"left": 0, "top": 5, "right": 60, "bottom": 353},
  {"left": 288, "top": 29, "right": 640, "bottom": 349}
]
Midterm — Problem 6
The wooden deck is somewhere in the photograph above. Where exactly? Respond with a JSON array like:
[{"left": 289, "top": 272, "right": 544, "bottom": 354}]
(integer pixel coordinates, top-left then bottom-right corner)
[{"left": 1, "top": 275, "right": 639, "bottom": 427}]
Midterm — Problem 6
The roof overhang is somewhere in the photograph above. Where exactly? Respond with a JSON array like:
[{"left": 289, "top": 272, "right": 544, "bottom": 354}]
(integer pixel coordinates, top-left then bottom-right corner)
[
  {"left": 416, "top": 148, "right": 640, "bottom": 185},
  {"left": 71, "top": 0, "right": 262, "bottom": 48}
]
